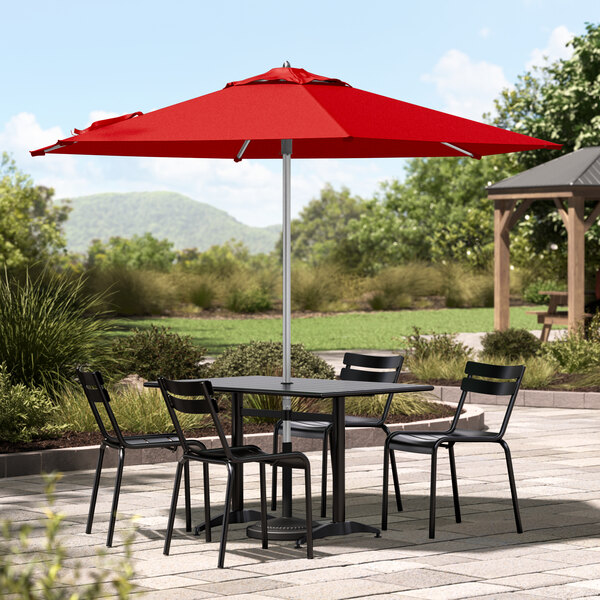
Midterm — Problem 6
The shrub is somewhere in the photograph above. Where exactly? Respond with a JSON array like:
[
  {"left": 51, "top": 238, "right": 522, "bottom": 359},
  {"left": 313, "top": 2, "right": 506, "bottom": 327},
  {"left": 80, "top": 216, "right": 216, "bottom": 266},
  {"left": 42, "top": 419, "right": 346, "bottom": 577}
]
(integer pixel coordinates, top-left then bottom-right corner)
[
  {"left": 541, "top": 316, "right": 600, "bottom": 373},
  {"left": 406, "top": 327, "right": 472, "bottom": 362},
  {"left": 225, "top": 287, "right": 273, "bottom": 313},
  {"left": 439, "top": 263, "right": 494, "bottom": 308},
  {"left": 292, "top": 264, "right": 342, "bottom": 312},
  {"left": 84, "top": 266, "right": 179, "bottom": 315},
  {"left": 111, "top": 325, "right": 208, "bottom": 380},
  {"left": 0, "top": 473, "right": 137, "bottom": 598},
  {"left": 209, "top": 341, "right": 335, "bottom": 419},
  {"left": 189, "top": 279, "right": 216, "bottom": 309},
  {"left": 481, "top": 328, "right": 542, "bottom": 360},
  {"left": 523, "top": 279, "right": 565, "bottom": 305},
  {"left": 368, "top": 264, "right": 442, "bottom": 310},
  {"left": 0, "top": 364, "right": 66, "bottom": 442},
  {"left": 0, "top": 269, "right": 113, "bottom": 395}
]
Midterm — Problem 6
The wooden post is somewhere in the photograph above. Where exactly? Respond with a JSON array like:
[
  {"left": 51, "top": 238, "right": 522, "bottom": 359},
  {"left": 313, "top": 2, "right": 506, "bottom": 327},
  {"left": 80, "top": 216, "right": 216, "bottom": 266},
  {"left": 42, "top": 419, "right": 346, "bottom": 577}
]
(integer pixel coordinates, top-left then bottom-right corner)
[
  {"left": 567, "top": 197, "right": 586, "bottom": 333},
  {"left": 494, "top": 199, "right": 513, "bottom": 331}
]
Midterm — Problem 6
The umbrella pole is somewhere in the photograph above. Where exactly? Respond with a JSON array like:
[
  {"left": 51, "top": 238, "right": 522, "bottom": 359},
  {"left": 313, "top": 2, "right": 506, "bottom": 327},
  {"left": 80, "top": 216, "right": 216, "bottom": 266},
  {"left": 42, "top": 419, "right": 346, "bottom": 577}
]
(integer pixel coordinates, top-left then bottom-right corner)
[{"left": 281, "top": 139, "right": 293, "bottom": 517}]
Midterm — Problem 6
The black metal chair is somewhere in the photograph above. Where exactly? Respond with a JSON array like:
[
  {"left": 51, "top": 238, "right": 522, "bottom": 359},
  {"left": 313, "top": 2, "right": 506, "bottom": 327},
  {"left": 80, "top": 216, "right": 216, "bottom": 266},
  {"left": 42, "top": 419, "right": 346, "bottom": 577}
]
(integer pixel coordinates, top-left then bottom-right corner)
[
  {"left": 271, "top": 352, "right": 404, "bottom": 517},
  {"left": 381, "top": 360, "right": 525, "bottom": 539},
  {"left": 76, "top": 368, "right": 206, "bottom": 547},
  {"left": 158, "top": 377, "right": 313, "bottom": 568}
]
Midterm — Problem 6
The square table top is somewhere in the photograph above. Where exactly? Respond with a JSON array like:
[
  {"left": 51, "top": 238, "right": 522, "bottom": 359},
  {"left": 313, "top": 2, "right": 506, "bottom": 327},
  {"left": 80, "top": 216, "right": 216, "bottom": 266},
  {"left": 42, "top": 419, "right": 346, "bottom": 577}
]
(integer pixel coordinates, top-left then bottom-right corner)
[{"left": 182, "top": 375, "right": 433, "bottom": 398}]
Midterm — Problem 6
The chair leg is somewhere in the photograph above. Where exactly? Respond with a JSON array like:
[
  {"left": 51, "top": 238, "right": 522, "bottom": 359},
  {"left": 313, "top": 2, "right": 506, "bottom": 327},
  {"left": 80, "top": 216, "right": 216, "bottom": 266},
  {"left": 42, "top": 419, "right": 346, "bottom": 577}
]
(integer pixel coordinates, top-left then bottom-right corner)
[
  {"left": 448, "top": 444, "right": 461, "bottom": 524},
  {"left": 107, "top": 447, "right": 125, "bottom": 548},
  {"left": 320, "top": 431, "right": 329, "bottom": 518},
  {"left": 259, "top": 463, "right": 268, "bottom": 549},
  {"left": 203, "top": 462, "right": 212, "bottom": 543},
  {"left": 164, "top": 460, "right": 184, "bottom": 556},
  {"left": 184, "top": 460, "right": 192, "bottom": 533},
  {"left": 304, "top": 466, "right": 313, "bottom": 559},
  {"left": 382, "top": 426, "right": 402, "bottom": 511},
  {"left": 218, "top": 464, "right": 234, "bottom": 569},
  {"left": 500, "top": 440, "right": 523, "bottom": 534},
  {"left": 86, "top": 443, "right": 106, "bottom": 535},
  {"left": 381, "top": 443, "right": 390, "bottom": 530},
  {"left": 271, "top": 424, "right": 280, "bottom": 511},
  {"left": 429, "top": 448, "right": 438, "bottom": 539}
]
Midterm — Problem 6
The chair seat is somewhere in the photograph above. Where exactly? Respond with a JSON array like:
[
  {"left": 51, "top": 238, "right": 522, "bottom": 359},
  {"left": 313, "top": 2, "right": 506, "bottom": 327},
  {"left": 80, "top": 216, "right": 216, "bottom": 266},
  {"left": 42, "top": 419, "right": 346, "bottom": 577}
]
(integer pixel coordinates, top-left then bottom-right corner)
[
  {"left": 121, "top": 434, "right": 181, "bottom": 447},
  {"left": 388, "top": 429, "right": 499, "bottom": 454},
  {"left": 276, "top": 415, "right": 383, "bottom": 437},
  {"left": 188, "top": 444, "right": 309, "bottom": 469}
]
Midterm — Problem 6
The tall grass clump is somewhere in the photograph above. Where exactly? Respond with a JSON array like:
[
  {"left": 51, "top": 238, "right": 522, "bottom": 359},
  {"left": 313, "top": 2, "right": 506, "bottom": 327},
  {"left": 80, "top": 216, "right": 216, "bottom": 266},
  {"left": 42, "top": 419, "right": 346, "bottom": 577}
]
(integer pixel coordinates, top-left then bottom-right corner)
[
  {"left": 84, "top": 266, "right": 179, "bottom": 315},
  {"left": 368, "top": 263, "right": 442, "bottom": 310},
  {"left": 55, "top": 385, "right": 209, "bottom": 434},
  {"left": 438, "top": 263, "right": 494, "bottom": 308},
  {"left": 292, "top": 263, "right": 343, "bottom": 311},
  {"left": 345, "top": 393, "right": 451, "bottom": 419},
  {"left": 0, "top": 268, "right": 113, "bottom": 395}
]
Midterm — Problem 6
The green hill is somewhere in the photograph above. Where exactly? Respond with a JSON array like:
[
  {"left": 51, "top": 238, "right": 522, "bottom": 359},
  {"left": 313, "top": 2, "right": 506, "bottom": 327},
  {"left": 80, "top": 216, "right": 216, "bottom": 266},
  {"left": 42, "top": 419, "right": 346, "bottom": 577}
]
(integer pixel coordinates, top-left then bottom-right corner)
[{"left": 62, "top": 191, "right": 279, "bottom": 254}]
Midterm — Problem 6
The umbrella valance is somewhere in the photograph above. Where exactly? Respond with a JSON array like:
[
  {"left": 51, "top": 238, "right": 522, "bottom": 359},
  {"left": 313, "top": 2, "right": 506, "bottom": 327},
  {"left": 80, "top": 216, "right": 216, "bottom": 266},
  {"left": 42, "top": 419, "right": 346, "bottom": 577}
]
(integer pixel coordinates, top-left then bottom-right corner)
[{"left": 31, "top": 66, "right": 560, "bottom": 160}]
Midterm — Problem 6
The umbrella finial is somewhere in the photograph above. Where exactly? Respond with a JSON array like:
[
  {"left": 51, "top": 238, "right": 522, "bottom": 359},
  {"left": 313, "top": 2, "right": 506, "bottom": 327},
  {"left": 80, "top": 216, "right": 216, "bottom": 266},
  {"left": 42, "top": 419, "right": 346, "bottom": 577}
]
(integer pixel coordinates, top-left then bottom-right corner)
[{"left": 282, "top": 61, "right": 291, "bottom": 67}]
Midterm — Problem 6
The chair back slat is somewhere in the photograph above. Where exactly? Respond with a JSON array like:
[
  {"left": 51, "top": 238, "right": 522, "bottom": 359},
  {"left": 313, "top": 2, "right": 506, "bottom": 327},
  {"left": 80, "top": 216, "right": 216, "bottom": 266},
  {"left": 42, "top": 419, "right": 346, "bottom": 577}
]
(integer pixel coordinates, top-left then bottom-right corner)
[
  {"left": 340, "top": 367, "right": 397, "bottom": 383},
  {"left": 340, "top": 353, "right": 404, "bottom": 423},
  {"left": 458, "top": 361, "right": 525, "bottom": 438},
  {"left": 158, "top": 378, "right": 233, "bottom": 459},
  {"left": 76, "top": 368, "right": 126, "bottom": 445},
  {"left": 343, "top": 352, "right": 403, "bottom": 371},
  {"left": 461, "top": 377, "right": 518, "bottom": 396},
  {"left": 465, "top": 361, "right": 524, "bottom": 380}
]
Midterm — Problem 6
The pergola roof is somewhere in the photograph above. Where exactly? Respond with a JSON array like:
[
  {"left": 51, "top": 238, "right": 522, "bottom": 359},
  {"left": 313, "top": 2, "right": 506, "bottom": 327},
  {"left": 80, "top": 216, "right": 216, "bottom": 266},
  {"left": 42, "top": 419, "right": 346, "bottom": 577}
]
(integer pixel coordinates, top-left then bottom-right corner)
[{"left": 487, "top": 146, "right": 600, "bottom": 196}]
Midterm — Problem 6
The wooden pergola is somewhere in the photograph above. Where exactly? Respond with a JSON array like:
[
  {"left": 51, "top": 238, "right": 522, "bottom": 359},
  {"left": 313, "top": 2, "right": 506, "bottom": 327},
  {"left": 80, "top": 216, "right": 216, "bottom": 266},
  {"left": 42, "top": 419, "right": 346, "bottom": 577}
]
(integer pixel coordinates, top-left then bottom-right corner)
[{"left": 487, "top": 147, "right": 600, "bottom": 333}]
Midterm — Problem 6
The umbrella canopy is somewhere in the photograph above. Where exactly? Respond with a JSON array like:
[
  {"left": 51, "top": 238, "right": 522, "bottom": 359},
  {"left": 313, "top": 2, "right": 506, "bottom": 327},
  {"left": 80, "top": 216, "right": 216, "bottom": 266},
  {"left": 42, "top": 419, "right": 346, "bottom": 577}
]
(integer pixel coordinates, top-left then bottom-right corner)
[{"left": 32, "top": 66, "right": 559, "bottom": 160}]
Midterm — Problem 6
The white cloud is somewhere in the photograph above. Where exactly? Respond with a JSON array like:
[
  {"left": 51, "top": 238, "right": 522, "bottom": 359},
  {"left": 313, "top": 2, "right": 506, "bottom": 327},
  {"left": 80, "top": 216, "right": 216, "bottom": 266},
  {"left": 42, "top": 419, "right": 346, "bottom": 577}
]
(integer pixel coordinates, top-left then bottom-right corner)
[
  {"left": 526, "top": 25, "right": 574, "bottom": 71},
  {"left": 2, "top": 112, "right": 399, "bottom": 228},
  {"left": 421, "top": 49, "right": 510, "bottom": 120}
]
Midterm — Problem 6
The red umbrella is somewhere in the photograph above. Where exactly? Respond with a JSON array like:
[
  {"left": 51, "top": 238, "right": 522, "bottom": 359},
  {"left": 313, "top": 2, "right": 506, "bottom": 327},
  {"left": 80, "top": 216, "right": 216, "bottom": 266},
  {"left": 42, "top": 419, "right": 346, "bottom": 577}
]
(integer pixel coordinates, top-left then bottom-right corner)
[{"left": 32, "top": 65, "right": 559, "bottom": 536}]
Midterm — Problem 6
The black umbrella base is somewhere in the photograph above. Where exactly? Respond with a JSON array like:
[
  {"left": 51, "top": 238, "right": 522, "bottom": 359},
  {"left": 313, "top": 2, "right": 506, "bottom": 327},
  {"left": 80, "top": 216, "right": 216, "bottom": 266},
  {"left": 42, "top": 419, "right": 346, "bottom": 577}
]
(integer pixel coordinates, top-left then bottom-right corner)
[
  {"left": 246, "top": 516, "right": 313, "bottom": 541},
  {"left": 246, "top": 517, "right": 381, "bottom": 543}
]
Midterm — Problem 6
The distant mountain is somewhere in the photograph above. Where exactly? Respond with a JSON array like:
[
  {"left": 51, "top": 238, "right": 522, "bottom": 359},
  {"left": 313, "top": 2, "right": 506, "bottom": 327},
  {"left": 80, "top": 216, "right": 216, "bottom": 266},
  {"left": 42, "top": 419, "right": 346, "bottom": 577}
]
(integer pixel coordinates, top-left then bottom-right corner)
[{"left": 62, "top": 191, "right": 280, "bottom": 254}]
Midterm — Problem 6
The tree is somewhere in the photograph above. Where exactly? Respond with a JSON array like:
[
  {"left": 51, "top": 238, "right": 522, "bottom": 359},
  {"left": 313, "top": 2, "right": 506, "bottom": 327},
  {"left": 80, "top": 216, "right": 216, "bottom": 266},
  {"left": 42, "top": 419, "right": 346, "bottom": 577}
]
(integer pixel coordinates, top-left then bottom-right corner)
[
  {"left": 492, "top": 22, "right": 600, "bottom": 276},
  {"left": 346, "top": 155, "right": 516, "bottom": 274},
  {"left": 86, "top": 232, "right": 176, "bottom": 271},
  {"left": 0, "top": 153, "right": 70, "bottom": 269},
  {"left": 279, "top": 184, "right": 367, "bottom": 266}
]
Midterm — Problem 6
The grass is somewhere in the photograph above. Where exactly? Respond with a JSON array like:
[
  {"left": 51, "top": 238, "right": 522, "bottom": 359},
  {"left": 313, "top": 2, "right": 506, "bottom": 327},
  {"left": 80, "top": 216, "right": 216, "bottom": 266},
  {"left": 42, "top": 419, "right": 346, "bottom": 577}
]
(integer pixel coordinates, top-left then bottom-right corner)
[{"left": 109, "top": 306, "right": 549, "bottom": 355}]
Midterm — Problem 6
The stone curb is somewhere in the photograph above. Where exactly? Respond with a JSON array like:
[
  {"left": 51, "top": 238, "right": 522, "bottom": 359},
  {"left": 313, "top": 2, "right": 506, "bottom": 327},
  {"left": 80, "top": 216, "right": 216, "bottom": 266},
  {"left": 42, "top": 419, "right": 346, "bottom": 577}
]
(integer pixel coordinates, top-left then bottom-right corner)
[
  {"left": 0, "top": 403, "right": 483, "bottom": 479},
  {"left": 432, "top": 385, "right": 600, "bottom": 410}
]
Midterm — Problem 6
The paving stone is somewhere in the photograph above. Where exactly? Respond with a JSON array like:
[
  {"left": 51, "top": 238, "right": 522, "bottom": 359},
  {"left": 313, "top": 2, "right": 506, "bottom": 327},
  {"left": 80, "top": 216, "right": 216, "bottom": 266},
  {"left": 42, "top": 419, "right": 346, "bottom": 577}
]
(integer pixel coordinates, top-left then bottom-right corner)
[{"left": 395, "top": 581, "right": 516, "bottom": 598}]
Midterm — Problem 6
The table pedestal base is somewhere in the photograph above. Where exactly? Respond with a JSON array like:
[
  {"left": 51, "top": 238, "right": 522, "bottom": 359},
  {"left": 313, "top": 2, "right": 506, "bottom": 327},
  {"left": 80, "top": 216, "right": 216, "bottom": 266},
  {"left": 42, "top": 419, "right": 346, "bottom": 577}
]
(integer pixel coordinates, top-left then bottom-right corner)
[{"left": 194, "top": 509, "right": 269, "bottom": 536}]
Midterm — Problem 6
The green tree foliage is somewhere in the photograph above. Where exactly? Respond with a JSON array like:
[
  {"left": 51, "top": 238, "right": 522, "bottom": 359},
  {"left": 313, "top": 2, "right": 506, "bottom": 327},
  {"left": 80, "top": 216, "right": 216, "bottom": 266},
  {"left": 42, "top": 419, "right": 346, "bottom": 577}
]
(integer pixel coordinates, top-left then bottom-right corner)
[
  {"left": 281, "top": 184, "right": 367, "bottom": 266},
  {"left": 86, "top": 232, "right": 176, "bottom": 271},
  {"left": 492, "top": 22, "right": 600, "bottom": 277},
  {"left": 346, "top": 155, "right": 515, "bottom": 273},
  {"left": 0, "top": 153, "right": 70, "bottom": 269}
]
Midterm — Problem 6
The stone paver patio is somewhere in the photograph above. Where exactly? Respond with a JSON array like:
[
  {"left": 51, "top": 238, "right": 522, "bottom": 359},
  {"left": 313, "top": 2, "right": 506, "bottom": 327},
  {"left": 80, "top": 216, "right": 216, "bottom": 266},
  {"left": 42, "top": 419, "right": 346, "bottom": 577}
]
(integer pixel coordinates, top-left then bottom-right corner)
[{"left": 2, "top": 405, "right": 600, "bottom": 599}]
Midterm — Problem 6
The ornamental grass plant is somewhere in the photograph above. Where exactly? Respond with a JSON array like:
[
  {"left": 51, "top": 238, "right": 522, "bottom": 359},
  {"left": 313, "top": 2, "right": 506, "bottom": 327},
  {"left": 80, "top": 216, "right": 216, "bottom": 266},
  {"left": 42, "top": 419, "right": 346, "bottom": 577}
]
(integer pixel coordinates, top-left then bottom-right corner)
[{"left": 0, "top": 268, "right": 113, "bottom": 396}]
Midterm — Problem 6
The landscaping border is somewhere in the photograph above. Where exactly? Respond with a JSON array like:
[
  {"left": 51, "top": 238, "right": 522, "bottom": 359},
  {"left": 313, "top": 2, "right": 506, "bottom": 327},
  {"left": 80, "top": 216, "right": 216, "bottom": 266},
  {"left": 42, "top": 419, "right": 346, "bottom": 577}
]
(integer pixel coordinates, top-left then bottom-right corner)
[{"left": 0, "top": 403, "right": 484, "bottom": 479}]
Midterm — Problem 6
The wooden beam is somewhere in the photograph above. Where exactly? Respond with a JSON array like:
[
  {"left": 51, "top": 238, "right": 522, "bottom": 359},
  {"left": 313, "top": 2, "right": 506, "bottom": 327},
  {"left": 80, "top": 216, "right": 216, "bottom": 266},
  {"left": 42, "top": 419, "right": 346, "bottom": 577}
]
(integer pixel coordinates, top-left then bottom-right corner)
[
  {"left": 554, "top": 198, "right": 569, "bottom": 228},
  {"left": 567, "top": 197, "right": 586, "bottom": 333},
  {"left": 494, "top": 199, "right": 512, "bottom": 331},
  {"left": 488, "top": 191, "right": 575, "bottom": 200},
  {"left": 585, "top": 200, "right": 600, "bottom": 233},
  {"left": 507, "top": 199, "right": 534, "bottom": 231}
]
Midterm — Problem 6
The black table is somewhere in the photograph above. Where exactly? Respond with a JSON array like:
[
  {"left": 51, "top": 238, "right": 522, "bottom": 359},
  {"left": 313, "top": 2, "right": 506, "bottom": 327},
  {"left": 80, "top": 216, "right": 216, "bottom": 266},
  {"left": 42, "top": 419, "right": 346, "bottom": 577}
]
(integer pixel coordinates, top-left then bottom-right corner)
[{"left": 147, "top": 376, "right": 433, "bottom": 542}]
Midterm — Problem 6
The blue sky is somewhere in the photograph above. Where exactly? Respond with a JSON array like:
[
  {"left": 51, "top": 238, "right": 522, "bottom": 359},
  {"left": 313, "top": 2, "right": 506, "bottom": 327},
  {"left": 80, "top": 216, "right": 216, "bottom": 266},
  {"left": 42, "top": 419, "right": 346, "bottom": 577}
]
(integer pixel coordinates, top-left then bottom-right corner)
[{"left": 1, "top": 1, "right": 597, "bottom": 227}]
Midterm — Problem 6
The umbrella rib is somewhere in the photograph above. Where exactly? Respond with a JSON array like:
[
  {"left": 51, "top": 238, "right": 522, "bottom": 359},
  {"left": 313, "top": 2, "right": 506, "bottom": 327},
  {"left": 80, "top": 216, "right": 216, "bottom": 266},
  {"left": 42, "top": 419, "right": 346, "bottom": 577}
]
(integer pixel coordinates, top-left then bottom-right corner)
[
  {"left": 442, "top": 142, "right": 479, "bottom": 159},
  {"left": 235, "top": 140, "right": 251, "bottom": 162}
]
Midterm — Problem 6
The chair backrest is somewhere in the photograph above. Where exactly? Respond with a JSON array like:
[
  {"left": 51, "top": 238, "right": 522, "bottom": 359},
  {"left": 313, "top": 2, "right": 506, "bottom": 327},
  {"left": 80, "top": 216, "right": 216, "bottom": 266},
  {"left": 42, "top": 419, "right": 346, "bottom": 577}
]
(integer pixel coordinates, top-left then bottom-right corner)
[
  {"left": 158, "top": 378, "right": 233, "bottom": 459},
  {"left": 451, "top": 361, "right": 525, "bottom": 438},
  {"left": 76, "top": 368, "right": 126, "bottom": 446},
  {"left": 340, "top": 352, "right": 404, "bottom": 422}
]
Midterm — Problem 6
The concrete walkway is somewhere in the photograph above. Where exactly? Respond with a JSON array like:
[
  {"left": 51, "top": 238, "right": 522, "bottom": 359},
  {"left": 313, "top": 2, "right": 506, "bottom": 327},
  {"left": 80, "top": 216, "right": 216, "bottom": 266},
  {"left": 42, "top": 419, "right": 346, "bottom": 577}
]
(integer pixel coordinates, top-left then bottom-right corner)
[{"left": 2, "top": 405, "right": 600, "bottom": 599}]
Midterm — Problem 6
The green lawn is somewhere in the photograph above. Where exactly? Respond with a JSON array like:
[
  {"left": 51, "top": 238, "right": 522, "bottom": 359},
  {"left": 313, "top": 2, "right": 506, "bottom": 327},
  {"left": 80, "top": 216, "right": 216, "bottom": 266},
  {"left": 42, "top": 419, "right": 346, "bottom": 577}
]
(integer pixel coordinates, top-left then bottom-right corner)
[{"left": 110, "top": 306, "right": 548, "bottom": 355}]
